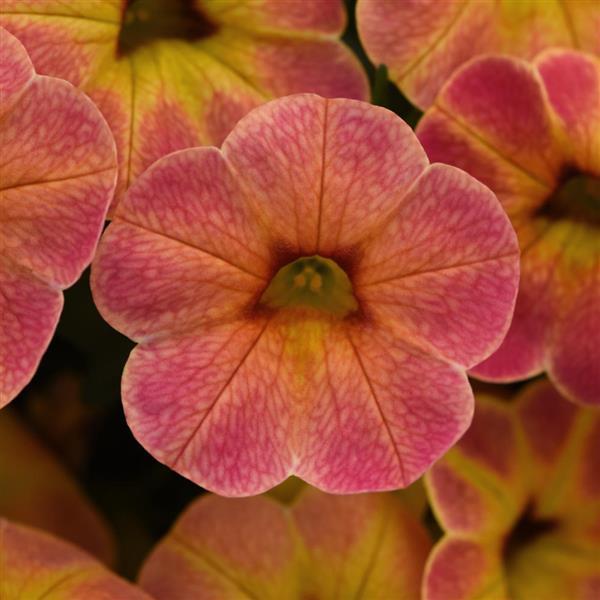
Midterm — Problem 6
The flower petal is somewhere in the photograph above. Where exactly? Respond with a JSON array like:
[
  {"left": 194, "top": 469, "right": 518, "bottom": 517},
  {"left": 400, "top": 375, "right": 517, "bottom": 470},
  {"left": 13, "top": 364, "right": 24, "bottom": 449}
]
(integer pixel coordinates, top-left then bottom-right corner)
[
  {"left": 547, "top": 257, "right": 600, "bottom": 406},
  {"left": 223, "top": 95, "right": 428, "bottom": 256},
  {"left": 357, "top": 0, "right": 598, "bottom": 109},
  {"left": 0, "top": 520, "right": 150, "bottom": 600},
  {"left": 0, "top": 256, "right": 62, "bottom": 407},
  {"left": 294, "top": 323, "right": 474, "bottom": 491},
  {"left": 420, "top": 55, "right": 563, "bottom": 185},
  {"left": 140, "top": 488, "right": 430, "bottom": 599},
  {"left": 91, "top": 147, "right": 270, "bottom": 342},
  {"left": 201, "top": 31, "right": 368, "bottom": 102},
  {"left": 516, "top": 380, "right": 600, "bottom": 518},
  {"left": 357, "top": 0, "right": 495, "bottom": 108},
  {"left": 0, "top": 53, "right": 115, "bottom": 288},
  {"left": 535, "top": 49, "right": 600, "bottom": 174},
  {"left": 1, "top": 2, "right": 367, "bottom": 210},
  {"left": 423, "top": 537, "right": 506, "bottom": 600},
  {"left": 356, "top": 163, "right": 519, "bottom": 368},
  {"left": 0, "top": 25, "right": 34, "bottom": 117},
  {"left": 202, "top": 0, "right": 346, "bottom": 35},
  {"left": 122, "top": 317, "right": 295, "bottom": 496},
  {"left": 426, "top": 397, "right": 526, "bottom": 536},
  {"left": 292, "top": 488, "right": 431, "bottom": 598},
  {"left": 139, "top": 494, "right": 300, "bottom": 599},
  {"left": 0, "top": 26, "right": 116, "bottom": 405},
  {"left": 0, "top": 411, "right": 113, "bottom": 563}
]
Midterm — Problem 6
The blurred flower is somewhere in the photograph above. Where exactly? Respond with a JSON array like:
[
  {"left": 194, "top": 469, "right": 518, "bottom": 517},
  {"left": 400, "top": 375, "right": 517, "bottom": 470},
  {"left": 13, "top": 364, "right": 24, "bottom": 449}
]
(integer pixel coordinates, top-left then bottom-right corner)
[
  {"left": 357, "top": 0, "right": 600, "bottom": 108},
  {"left": 0, "top": 0, "right": 368, "bottom": 211},
  {"left": 0, "top": 519, "right": 151, "bottom": 599},
  {"left": 424, "top": 379, "right": 600, "bottom": 600},
  {"left": 0, "top": 409, "right": 113, "bottom": 563},
  {"left": 417, "top": 50, "right": 600, "bottom": 405},
  {"left": 0, "top": 28, "right": 117, "bottom": 406},
  {"left": 139, "top": 487, "right": 431, "bottom": 599},
  {"left": 92, "top": 94, "right": 519, "bottom": 495}
]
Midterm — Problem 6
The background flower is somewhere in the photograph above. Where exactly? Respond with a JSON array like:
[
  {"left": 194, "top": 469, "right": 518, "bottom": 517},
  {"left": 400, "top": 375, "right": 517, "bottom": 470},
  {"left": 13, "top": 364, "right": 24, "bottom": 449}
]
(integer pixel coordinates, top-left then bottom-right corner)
[
  {"left": 357, "top": 0, "right": 600, "bottom": 108},
  {"left": 0, "top": 0, "right": 368, "bottom": 210},
  {"left": 91, "top": 94, "right": 519, "bottom": 496},
  {"left": 0, "top": 27, "right": 117, "bottom": 407},
  {"left": 0, "top": 519, "right": 152, "bottom": 599},
  {"left": 424, "top": 379, "right": 600, "bottom": 600},
  {"left": 0, "top": 409, "right": 114, "bottom": 564},
  {"left": 139, "top": 487, "right": 431, "bottom": 599},
  {"left": 417, "top": 50, "right": 600, "bottom": 405}
]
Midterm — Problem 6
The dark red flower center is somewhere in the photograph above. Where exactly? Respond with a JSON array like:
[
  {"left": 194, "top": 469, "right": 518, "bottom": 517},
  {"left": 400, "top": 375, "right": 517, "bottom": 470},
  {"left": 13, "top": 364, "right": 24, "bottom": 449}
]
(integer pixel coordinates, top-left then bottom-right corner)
[
  {"left": 502, "top": 502, "right": 558, "bottom": 567},
  {"left": 117, "top": 0, "right": 218, "bottom": 57},
  {"left": 539, "top": 167, "right": 600, "bottom": 226}
]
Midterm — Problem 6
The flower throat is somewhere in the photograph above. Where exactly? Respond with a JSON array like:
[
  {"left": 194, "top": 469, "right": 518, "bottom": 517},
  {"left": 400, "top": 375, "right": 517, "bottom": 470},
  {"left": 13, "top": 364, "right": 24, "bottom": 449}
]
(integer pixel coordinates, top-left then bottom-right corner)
[{"left": 117, "top": 0, "right": 218, "bottom": 57}]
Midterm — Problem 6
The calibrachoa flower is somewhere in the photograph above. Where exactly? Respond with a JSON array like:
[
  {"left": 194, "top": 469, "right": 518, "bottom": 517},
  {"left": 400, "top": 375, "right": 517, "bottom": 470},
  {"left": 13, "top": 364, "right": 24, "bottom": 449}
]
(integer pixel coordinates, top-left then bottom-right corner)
[
  {"left": 357, "top": 0, "right": 600, "bottom": 109},
  {"left": 424, "top": 379, "right": 600, "bottom": 600},
  {"left": 0, "top": 410, "right": 113, "bottom": 563},
  {"left": 92, "top": 94, "right": 520, "bottom": 496},
  {"left": 139, "top": 487, "right": 431, "bottom": 599},
  {"left": 0, "top": 0, "right": 368, "bottom": 210},
  {"left": 0, "top": 28, "right": 117, "bottom": 407},
  {"left": 0, "top": 519, "right": 152, "bottom": 599},
  {"left": 417, "top": 50, "right": 600, "bottom": 406}
]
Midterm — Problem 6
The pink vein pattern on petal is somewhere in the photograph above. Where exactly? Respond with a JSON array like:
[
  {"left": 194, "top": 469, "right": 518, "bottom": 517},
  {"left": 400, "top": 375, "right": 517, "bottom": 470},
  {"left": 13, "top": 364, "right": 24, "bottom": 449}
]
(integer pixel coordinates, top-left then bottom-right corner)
[
  {"left": 294, "top": 323, "right": 473, "bottom": 492},
  {"left": 356, "top": 164, "right": 520, "bottom": 368},
  {"left": 122, "top": 318, "right": 295, "bottom": 496},
  {"left": 0, "top": 27, "right": 116, "bottom": 406},
  {"left": 0, "top": 257, "right": 62, "bottom": 408},
  {"left": 93, "top": 94, "right": 520, "bottom": 495},
  {"left": 0, "top": 1, "right": 367, "bottom": 210},
  {"left": 0, "top": 26, "right": 34, "bottom": 118},
  {"left": 0, "top": 520, "right": 151, "bottom": 600}
]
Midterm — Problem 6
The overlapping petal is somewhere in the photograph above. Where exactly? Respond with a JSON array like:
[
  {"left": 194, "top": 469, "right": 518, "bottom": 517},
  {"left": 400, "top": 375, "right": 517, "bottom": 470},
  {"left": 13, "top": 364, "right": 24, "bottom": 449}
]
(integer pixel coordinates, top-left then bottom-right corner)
[
  {"left": 357, "top": 0, "right": 600, "bottom": 108},
  {"left": 0, "top": 1, "right": 367, "bottom": 210},
  {"left": 0, "top": 520, "right": 151, "bottom": 600},
  {"left": 423, "top": 379, "right": 600, "bottom": 600},
  {"left": 0, "top": 28, "right": 117, "bottom": 406},
  {"left": 0, "top": 410, "right": 113, "bottom": 563},
  {"left": 417, "top": 51, "right": 600, "bottom": 405},
  {"left": 139, "top": 488, "right": 430, "bottom": 599},
  {"left": 92, "top": 94, "right": 519, "bottom": 495}
]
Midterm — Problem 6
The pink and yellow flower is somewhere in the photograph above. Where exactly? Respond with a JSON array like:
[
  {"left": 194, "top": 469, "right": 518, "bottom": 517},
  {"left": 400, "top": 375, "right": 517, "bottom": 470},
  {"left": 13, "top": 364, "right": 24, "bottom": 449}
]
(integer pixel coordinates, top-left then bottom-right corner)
[
  {"left": 139, "top": 487, "right": 431, "bottom": 599},
  {"left": 0, "top": 519, "right": 152, "bottom": 599},
  {"left": 0, "top": 28, "right": 117, "bottom": 407},
  {"left": 417, "top": 50, "right": 600, "bottom": 405},
  {"left": 357, "top": 0, "right": 600, "bottom": 109},
  {"left": 0, "top": 0, "right": 368, "bottom": 211},
  {"left": 0, "top": 409, "right": 113, "bottom": 564},
  {"left": 424, "top": 379, "right": 600, "bottom": 600},
  {"left": 91, "top": 94, "right": 519, "bottom": 496}
]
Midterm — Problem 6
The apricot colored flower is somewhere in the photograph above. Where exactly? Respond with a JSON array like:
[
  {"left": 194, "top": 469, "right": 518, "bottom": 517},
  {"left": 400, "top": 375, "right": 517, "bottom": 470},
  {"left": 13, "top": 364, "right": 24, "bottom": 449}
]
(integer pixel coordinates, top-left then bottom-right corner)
[
  {"left": 0, "top": 28, "right": 117, "bottom": 407},
  {"left": 92, "top": 94, "right": 519, "bottom": 495},
  {"left": 357, "top": 0, "right": 600, "bottom": 109},
  {"left": 424, "top": 379, "right": 600, "bottom": 600},
  {"left": 0, "top": 0, "right": 368, "bottom": 211},
  {"left": 417, "top": 50, "right": 600, "bottom": 405},
  {"left": 0, "top": 519, "right": 152, "bottom": 600},
  {"left": 0, "top": 410, "right": 113, "bottom": 563},
  {"left": 139, "top": 487, "right": 431, "bottom": 599}
]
